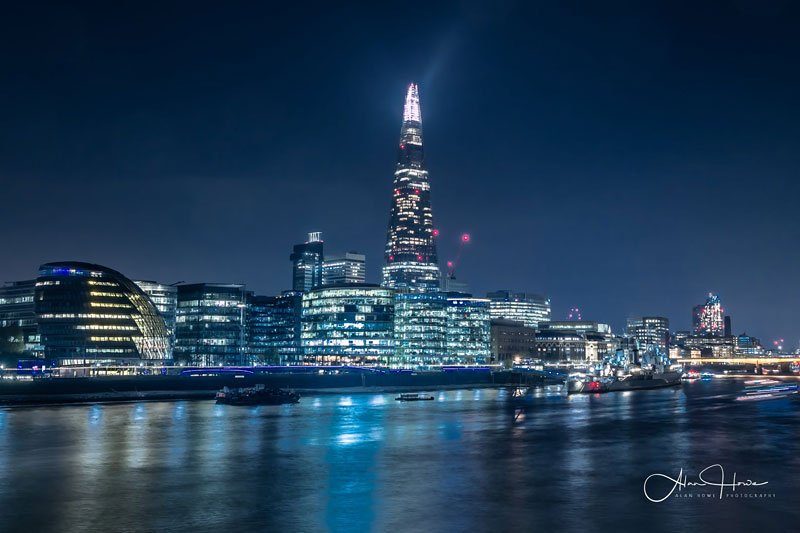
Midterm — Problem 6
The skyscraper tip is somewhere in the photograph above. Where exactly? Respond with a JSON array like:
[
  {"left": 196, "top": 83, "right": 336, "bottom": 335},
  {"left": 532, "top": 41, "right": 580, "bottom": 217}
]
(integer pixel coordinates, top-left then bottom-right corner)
[{"left": 403, "top": 82, "right": 422, "bottom": 123}]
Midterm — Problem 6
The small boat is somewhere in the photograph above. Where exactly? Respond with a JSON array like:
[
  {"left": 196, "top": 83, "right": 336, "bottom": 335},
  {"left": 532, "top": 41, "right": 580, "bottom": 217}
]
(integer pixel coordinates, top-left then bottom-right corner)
[
  {"left": 395, "top": 393, "right": 435, "bottom": 401},
  {"left": 215, "top": 384, "right": 300, "bottom": 406},
  {"left": 682, "top": 369, "right": 701, "bottom": 380}
]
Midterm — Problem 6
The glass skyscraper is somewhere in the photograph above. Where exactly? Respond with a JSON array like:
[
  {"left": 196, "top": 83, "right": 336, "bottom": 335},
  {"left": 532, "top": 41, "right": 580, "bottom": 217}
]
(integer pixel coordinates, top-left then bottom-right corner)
[
  {"left": 382, "top": 83, "right": 441, "bottom": 292},
  {"left": 291, "top": 232, "right": 324, "bottom": 292}
]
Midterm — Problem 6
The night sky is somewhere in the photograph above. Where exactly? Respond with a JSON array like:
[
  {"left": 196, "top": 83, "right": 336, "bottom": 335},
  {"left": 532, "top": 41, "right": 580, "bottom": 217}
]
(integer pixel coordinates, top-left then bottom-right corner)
[{"left": 1, "top": 1, "right": 798, "bottom": 343}]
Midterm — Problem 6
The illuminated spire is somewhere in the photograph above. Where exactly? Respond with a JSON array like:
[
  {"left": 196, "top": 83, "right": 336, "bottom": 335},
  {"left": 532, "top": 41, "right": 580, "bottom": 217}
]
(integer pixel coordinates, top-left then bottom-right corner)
[{"left": 403, "top": 83, "right": 422, "bottom": 123}]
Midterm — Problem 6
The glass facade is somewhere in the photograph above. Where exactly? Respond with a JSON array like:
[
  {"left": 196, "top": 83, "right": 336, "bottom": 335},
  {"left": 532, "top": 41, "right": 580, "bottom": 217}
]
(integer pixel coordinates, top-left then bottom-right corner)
[
  {"left": 134, "top": 280, "right": 177, "bottom": 359},
  {"left": 393, "top": 292, "right": 448, "bottom": 367},
  {"left": 174, "top": 283, "right": 246, "bottom": 366},
  {"left": 0, "top": 280, "right": 41, "bottom": 359},
  {"left": 246, "top": 291, "right": 302, "bottom": 365},
  {"left": 301, "top": 285, "right": 394, "bottom": 365},
  {"left": 291, "top": 233, "right": 324, "bottom": 292},
  {"left": 486, "top": 290, "right": 551, "bottom": 329},
  {"left": 383, "top": 83, "right": 441, "bottom": 292},
  {"left": 322, "top": 252, "right": 366, "bottom": 286},
  {"left": 34, "top": 262, "right": 170, "bottom": 364},
  {"left": 446, "top": 297, "right": 491, "bottom": 365}
]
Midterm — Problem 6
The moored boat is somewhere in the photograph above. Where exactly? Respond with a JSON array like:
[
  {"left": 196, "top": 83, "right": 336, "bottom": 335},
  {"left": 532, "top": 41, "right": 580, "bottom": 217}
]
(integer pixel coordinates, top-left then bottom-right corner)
[
  {"left": 395, "top": 393, "right": 435, "bottom": 401},
  {"left": 566, "top": 345, "right": 681, "bottom": 394},
  {"left": 215, "top": 384, "right": 300, "bottom": 406}
]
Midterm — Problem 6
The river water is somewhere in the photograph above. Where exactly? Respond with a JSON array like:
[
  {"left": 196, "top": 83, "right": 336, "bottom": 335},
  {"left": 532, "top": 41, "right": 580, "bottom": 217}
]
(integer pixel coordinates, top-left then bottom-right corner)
[{"left": 0, "top": 378, "right": 797, "bottom": 532}]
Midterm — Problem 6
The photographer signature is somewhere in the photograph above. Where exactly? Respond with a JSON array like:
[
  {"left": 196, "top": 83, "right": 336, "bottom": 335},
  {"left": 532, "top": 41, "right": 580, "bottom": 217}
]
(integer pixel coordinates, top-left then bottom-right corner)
[{"left": 643, "top": 464, "right": 768, "bottom": 502}]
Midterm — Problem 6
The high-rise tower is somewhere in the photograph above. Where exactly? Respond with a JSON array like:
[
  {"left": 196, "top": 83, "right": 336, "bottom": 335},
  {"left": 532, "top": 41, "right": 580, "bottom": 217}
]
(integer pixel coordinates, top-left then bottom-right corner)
[{"left": 382, "top": 83, "right": 440, "bottom": 291}]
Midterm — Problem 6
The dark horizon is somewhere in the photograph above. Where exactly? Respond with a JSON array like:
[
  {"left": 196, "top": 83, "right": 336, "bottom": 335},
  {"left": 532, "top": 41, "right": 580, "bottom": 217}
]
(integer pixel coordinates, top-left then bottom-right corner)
[{"left": 1, "top": 1, "right": 798, "bottom": 342}]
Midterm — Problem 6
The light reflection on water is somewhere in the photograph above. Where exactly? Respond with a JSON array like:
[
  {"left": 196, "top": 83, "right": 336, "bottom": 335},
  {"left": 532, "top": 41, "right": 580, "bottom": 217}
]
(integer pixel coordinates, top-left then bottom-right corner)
[{"left": 0, "top": 380, "right": 797, "bottom": 532}]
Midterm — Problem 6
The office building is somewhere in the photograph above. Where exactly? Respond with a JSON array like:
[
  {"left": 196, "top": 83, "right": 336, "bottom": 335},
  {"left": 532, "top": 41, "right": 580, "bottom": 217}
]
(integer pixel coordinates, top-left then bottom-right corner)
[
  {"left": 382, "top": 83, "right": 441, "bottom": 291},
  {"left": 735, "top": 334, "right": 764, "bottom": 356},
  {"left": 301, "top": 284, "right": 394, "bottom": 365},
  {"left": 486, "top": 290, "right": 551, "bottom": 329},
  {"left": 174, "top": 283, "right": 247, "bottom": 366},
  {"left": 245, "top": 291, "right": 302, "bottom": 365},
  {"left": 0, "top": 280, "right": 40, "bottom": 359},
  {"left": 445, "top": 296, "right": 491, "bottom": 364},
  {"left": 322, "top": 252, "right": 366, "bottom": 286},
  {"left": 626, "top": 316, "right": 670, "bottom": 353},
  {"left": 393, "top": 291, "right": 448, "bottom": 367},
  {"left": 291, "top": 232, "right": 324, "bottom": 292},
  {"left": 539, "top": 321, "right": 612, "bottom": 335},
  {"left": 134, "top": 280, "right": 177, "bottom": 357},
  {"left": 34, "top": 262, "right": 170, "bottom": 364},
  {"left": 490, "top": 319, "right": 537, "bottom": 366},
  {"left": 683, "top": 334, "right": 735, "bottom": 358},
  {"left": 535, "top": 329, "right": 586, "bottom": 362}
]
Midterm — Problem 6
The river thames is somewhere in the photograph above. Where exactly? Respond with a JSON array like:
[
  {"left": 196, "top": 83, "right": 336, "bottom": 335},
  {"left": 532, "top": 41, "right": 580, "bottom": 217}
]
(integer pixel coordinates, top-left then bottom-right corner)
[{"left": 0, "top": 378, "right": 797, "bottom": 532}]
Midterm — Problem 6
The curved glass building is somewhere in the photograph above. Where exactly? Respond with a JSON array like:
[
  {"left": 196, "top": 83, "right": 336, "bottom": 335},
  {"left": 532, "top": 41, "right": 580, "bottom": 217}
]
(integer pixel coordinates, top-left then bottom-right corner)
[
  {"left": 301, "top": 284, "right": 394, "bottom": 365},
  {"left": 35, "top": 262, "right": 170, "bottom": 364}
]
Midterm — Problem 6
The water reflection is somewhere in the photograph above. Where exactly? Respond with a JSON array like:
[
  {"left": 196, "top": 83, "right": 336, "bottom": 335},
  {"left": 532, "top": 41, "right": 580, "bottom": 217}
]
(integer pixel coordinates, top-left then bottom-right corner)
[{"left": 0, "top": 380, "right": 796, "bottom": 532}]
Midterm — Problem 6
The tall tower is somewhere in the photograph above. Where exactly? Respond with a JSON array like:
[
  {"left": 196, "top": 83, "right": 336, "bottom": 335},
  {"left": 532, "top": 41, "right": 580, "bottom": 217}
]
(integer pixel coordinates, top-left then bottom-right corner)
[
  {"left": 382, "top": 83, "right": 440, "bottom": 292},
  {"left": 290, "top": 232, "right": 324, "bottom": 292}
]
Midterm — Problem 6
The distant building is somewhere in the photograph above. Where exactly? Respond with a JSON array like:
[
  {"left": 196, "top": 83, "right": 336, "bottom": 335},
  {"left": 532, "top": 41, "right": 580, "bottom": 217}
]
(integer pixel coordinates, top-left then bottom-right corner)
[
  {"left": 442, "top": 274, "right": 469, "bottom": 294},
  {"left": 540, "top": 321, "right": 612, "bottom": 335},
  {"left": 174, "top": 283, "right": 247, "bottom": 366},
  {"left": 490, "top": 319, "right": 537, "bottom": 366},
  {"left": 34, "top": 262, "right": 170, "bottom": 365},
  {"left": 626, "top": 316, "right": 670, "bottom": 353},
  {"left": 672, "top": 330, "right": 691, "bottom": 346},
  {"left": 692, "top": 293, "right": 725, "bottom": 336},
  {"left": 535, "top": 329, "right": 586, "bottom": 362},
  {"left": 486, "top": 290, "right": 551, "bottom": 329},
  {"left": 134, "top": 280, "right": 177, "bottom": 358},
  {"left": 536, "top": 321, "right": 616, "bottom": 362},
  {"left": 301, "top": 284, "right": 394, "bottom": 365},
  {"left": 245, "top": 291, "right": 302, "bottom": 365},
  {"left": 683, "top": 334, "right": 735, "bottom": 358},
  {"left": 446, "top": 296, "right": 491, "bottom": 365},
  {"left": 735, "top": 334, "right": 764, "bottom": 356},
  {"left": 322, "top": 252, "right": 365, "bottom": 286},
  {"left": 724, "top": 315, "right": 732, "bottom": 337},
  {"left": 0, "top": 280, "right": 40, "bottom": 359},
  {"left": 290, "top": 232, "right": 324, "bottom": 292},
  {"left": 393, "top": 292, "right": 448, "bottom": 367}
]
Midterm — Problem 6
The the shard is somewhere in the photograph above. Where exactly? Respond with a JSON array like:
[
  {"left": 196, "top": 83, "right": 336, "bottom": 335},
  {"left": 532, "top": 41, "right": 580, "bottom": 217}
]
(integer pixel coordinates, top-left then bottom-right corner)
[{"left": 382, "top": 83, "right": 440, "bottom": 292}]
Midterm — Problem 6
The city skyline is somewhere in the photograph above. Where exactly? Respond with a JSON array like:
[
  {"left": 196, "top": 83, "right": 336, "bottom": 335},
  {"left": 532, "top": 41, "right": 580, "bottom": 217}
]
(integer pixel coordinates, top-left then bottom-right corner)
[{"left": 1, "top": 2, "right": 798, "bottom": 343}]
